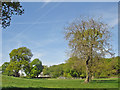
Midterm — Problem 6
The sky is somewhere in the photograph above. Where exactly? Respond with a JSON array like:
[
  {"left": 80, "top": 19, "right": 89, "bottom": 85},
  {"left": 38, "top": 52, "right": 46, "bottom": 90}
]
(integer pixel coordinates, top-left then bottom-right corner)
[{"left": 1, "top": 2, "right": 118, "bottom": 66}]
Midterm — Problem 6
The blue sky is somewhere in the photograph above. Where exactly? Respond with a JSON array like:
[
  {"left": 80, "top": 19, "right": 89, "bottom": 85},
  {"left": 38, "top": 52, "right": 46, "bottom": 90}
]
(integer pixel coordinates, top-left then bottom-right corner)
[{"left": 1, "top": 2, "right": 118, "bottom": 66}]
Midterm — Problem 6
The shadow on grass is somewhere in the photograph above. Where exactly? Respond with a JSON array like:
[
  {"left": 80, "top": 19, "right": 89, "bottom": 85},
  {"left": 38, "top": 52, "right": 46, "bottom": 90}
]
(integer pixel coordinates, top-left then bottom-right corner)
[
  {"left": 90, "top": 80, "right": 118, "bottom": 83},
  {"left": 1, "top": 87, "right": 119, "bottom": 90}
]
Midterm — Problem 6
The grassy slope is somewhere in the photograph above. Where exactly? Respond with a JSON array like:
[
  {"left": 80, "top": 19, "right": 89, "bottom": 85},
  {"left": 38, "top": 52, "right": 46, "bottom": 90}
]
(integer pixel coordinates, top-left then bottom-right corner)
[{"left": 1, "top": 75, "right": 119, "bottom": 88}]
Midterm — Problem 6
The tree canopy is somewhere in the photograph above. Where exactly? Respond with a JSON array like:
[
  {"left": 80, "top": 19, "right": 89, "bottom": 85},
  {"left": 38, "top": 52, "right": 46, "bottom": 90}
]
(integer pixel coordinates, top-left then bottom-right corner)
[
  {"left": 30, "top": 58, "right": 43, "bottom": 78},
  {"left": 1, "top": 1, "right": 24, "bottom": 28},
  {"left": 6, "top": 47, "right": 33, "bottom": 77}
]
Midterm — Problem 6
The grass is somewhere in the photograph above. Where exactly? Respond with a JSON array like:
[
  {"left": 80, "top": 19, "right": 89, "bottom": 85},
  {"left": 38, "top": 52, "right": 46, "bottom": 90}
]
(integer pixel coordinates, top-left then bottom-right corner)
[{"left": 1, "top": 75, "right": 119, "bottom": 89}]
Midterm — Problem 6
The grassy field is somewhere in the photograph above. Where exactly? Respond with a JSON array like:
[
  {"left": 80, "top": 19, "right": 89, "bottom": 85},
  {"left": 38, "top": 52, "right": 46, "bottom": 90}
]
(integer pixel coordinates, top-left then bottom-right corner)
[{"left": 1, "top": 75, "right": 119, "bottom": 90}]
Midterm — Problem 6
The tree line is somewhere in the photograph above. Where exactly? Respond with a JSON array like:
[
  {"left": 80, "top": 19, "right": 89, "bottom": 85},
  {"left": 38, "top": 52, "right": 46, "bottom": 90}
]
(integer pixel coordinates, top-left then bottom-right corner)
[{"left": 42, "top": 56, "right": 119, "bottom": 79}]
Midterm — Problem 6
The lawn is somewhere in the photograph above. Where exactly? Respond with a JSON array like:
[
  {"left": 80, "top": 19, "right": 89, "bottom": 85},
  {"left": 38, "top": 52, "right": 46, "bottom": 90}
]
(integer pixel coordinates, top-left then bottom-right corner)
[{"left": 1, "top": 75, "right": 119, "bottom": 90}]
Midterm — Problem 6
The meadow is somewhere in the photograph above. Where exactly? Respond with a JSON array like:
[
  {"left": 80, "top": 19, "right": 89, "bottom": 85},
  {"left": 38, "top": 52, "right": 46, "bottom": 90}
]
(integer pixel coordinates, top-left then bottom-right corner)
[{"left": 1, "top": 75, "right": 119, "bottom": 90}]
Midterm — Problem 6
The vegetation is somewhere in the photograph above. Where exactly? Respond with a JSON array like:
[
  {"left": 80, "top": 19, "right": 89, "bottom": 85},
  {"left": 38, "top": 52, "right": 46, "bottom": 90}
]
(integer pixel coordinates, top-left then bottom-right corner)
[
  {"left": 30, "top": 59, "right": 43, "bottom": 78},
  {"left": 1, "top": 36, "right": 119, "bottom": 87},
  {"left": 42, "top": 56, "right": 119, "bottom": 79},
  {"left": 43, "top": 64, "right": 65, "bottom": 78},
  {"left": 1, "top": 1, "right": 24, "bottom": 28},
  {"left": 1, "top": 1, "right": 119, "bottom": 89},
  {"left": 1, "top": 75, "right": 118, "bottom": 88},
  {"left": 64, "top": 17, "right": 114, "bottom": 83},
  {"left": 0, "top": 66, "right": 2, "bottom": 71},
  {"left": 2, "top": 47, "right": 43, "bottom": 78}
]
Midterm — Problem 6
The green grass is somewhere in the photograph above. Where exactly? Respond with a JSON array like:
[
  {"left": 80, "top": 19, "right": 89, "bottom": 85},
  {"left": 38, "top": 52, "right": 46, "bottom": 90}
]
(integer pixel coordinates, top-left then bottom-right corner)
[{"left": 1, "top": 75, "right": 119, "bottom": 89}]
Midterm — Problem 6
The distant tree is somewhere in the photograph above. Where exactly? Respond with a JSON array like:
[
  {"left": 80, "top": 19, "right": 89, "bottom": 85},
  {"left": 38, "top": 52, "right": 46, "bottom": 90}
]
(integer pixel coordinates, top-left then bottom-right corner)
[
  {"left": 0, "top": 66, "right": 2, "bottom": 71},
  {"left": 43, "top": 65, "right": 50, "bottom": 75},
  {"left": 64, "top": 56, "right": 86, "bottom": 78},
  {"left": 2, "top": 62, "right": 10, "bottom": 74},
  {"left": 46, "top": 64, "right": 65, "bottom": 78},
  {"left": 64, "top": 17, "right": 114, "bottom": 83},
  {"left": 7, "top": 47, "right": 33, "bottom": 77},
  {"left": 30, "top": 58, "right": 43, "bottom": 78},
  {"left": 1, "top": 1, "right": 24, "bottom": 28}
]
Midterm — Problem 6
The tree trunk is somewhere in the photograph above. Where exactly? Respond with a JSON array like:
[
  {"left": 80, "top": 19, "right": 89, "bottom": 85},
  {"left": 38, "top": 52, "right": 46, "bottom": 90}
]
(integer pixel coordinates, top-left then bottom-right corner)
[
  {"left": 15, "top": 72, "right": 19, "bottom": 77},
  {"left": 85, "top": 56, "right": 90, "bottom": 83},
  {"left": 37, "top": 74, "right": 38, "bottom": 78}
]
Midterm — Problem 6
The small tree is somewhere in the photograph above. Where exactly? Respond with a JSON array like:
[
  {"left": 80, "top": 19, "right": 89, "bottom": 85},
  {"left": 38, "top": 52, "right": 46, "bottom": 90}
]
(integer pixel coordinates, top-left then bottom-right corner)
[
  {"left": 2, "top": 62, "right": 10, "bottom": 74},
  {"left": 64, "top": 17, "right": 114, "bottom": 83},
  {"left": 30, "top": 58, "right": 43, "bottom": 78}
]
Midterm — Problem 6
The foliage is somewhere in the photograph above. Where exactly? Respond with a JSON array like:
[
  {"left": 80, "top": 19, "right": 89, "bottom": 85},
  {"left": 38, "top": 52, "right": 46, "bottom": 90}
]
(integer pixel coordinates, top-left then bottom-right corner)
[
  {"left": 2, "top": 62, "right": 10, "bottom": 75},
  {"left": 64, "top": 56, "right": 86, "bottom": 78},
  {"left": 42, "top": 56, "right": 119, "bottom": 79},
  {"left": 43, "top": 64, "right": 64, "bottom": 78},
  {"left": 2, "top": 1, "right": 24, "bottom": 28},
  {"left": 42, "top": 65, "right": 50, "bottom": 75},
  {"left": 6, "top": 47, "right": 33, "bottom": 77},
  {"left": 9, "top": 47, "right": 33, "bottom": 62},
  {"left": 30, "top": 58, "right": 43, "bottom": 78},
  {"left": 0, "top": 66, "right": 2, "bottom": 71},
  {"left": 2, "top": 47, "right": 44, "bottom": 78},
  {"left": 93, "top": 57, "right": 119, "bottom": 78}
]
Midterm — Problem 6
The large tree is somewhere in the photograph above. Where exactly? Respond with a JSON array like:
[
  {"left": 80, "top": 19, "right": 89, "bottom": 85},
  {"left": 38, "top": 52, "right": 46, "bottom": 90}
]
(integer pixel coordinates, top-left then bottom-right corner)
[
  {"left": 64, "top": 17, "right": 114, "bottom": 83},
  {"left": 1, "top": 1, "right": 24, "bottom": 28},
  {"left": 7, "top": 47, "right": 33, "bottom": 77}
]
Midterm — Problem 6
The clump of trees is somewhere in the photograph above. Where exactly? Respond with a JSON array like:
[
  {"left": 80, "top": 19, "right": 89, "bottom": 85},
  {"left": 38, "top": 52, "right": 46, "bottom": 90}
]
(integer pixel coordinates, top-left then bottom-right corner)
[
  {"left": 43, "top": 64, "right": 64, "bottom": 78},
  {"left": 2, "top": 47, "right": 43, "bottom": 78}
]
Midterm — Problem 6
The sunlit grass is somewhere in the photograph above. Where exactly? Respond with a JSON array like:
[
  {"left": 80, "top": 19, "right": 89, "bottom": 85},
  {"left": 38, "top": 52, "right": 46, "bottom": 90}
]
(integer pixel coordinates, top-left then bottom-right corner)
[{"left": 2, "top": 75, "right": 119, "bottom": 89}]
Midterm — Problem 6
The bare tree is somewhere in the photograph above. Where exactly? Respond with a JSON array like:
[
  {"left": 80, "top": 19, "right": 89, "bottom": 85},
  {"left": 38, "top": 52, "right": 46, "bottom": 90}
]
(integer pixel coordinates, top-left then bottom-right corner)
[{"left": 64, "top": 17, "right": 114, "bottom": 83}]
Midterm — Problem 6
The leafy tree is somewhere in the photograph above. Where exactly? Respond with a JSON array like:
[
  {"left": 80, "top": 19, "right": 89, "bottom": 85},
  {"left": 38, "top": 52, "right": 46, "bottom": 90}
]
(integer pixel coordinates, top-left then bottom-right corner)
[
  {"left": 64, "top": 56, "right": 86, "bottom": 78},
  {"left": 7, "top": 47, "right": 33, "bottom": 77},
  {"left": 1, "top": 1, "right": 24, "bottom": 28},
  {"left": 64, "top": 17, "right": 113, "bottom": 83},
  {"left": 2, "top": 62, "right": 10, "bottom": 74},
  {"left": 43, "top": 64, "right": 65, "bottom": 78},
  {"left": 30, "top": 58, "right": 43, "bottom": 78},
  {"left": 23, "top": 61, "right": 31, "bottom": 76},
  {"left": 6, "top": 61, "right": 20, "bottom": 76},
  {"left": 9, "top": 47, "right": 33, "bottom": 62},
  {"left": 43, "top": 65, "right": 50, "bottom": 75}
]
